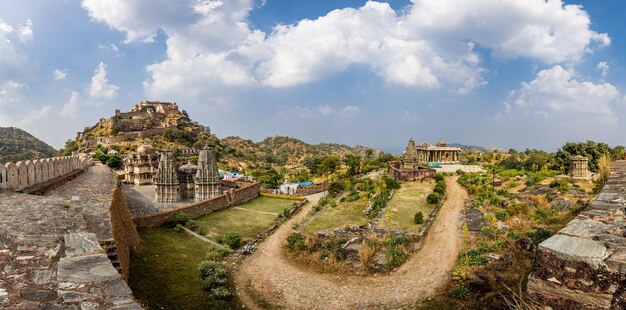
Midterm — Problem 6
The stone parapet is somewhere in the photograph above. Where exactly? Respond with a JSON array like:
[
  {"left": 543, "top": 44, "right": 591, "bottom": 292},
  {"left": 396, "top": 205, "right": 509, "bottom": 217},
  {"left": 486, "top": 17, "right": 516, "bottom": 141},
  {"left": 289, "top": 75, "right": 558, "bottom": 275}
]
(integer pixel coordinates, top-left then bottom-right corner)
[{"left": 528, "top": 160, "right": 626, "bottom": 309}]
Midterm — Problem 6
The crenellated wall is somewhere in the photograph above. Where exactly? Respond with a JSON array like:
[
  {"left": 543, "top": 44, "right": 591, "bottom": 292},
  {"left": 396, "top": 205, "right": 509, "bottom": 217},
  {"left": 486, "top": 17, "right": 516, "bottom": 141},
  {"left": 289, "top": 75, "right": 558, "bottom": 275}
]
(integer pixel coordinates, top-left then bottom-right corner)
[{"left": 0, "top": 155, "right": 91, "bottom": 193}]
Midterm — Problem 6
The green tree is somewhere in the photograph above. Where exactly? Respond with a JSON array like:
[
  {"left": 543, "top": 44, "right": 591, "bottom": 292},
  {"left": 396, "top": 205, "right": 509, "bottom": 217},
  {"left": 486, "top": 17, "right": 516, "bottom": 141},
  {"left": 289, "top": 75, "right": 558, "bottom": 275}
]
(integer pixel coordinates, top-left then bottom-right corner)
[{"left": 343, "top": 154, "right": 362, "bottom": 175}]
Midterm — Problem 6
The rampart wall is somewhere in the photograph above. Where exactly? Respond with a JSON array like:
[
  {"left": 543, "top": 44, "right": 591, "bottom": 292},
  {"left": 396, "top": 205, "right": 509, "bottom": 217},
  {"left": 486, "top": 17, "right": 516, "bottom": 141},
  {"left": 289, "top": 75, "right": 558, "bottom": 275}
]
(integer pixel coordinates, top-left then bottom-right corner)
[
  {"left": 528, "top": 160, "right": 626, "bottom": 309},
  {"left": 133, "top": 182, "right": 261, "bottom": 227},
  {"left": 109, "top": 181, "right": 141, "bottom": 280},
  {"left": 0, "top": 155, "right": 90, "bottom": 193}
]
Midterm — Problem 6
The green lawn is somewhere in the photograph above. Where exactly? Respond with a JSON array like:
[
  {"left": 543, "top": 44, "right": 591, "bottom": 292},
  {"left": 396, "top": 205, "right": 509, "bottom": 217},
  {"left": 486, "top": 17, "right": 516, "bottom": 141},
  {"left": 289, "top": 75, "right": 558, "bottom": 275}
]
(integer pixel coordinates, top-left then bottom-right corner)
[
  {"left": 302, "top": 199, "right": 369, "bottom": 235},
  {"left": 378, "top": 181, "right": 435, "bottom": 232},
  {"left": 235, "top": 196, "right": 295, "bottom": 214},
  {"left": 196, "top": 197, "right": 294, "bottom": 240},
  {"left": 129, "top": 227, "right": 235, "bottom": 310}
]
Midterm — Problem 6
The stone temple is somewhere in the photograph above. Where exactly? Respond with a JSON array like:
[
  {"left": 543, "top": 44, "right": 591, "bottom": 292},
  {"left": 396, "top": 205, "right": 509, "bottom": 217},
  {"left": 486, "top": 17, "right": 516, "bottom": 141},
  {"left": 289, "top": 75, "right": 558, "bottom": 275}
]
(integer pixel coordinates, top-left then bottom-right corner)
[
  {"left": 569, "top": 155, "right": 590, "bottom": 179},
  {"left": 154, "top": 145, "right": 222, "bottom": 203},
  {"left": 415, "top": 139, "right": 461, "bottom": 164},
  {"left": 388, "top": 138, "right": 437, "bottom": 181},
  {"left": 123, "top": 143, "right": 159, "bottom": 185}
]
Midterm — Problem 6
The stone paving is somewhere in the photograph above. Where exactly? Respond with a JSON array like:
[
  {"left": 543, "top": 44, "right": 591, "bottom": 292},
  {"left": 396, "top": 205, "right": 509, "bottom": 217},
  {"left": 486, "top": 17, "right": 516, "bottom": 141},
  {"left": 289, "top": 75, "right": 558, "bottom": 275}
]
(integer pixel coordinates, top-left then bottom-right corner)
[{"left": 0, "top": 163, "right": 142, "bottom": 309}]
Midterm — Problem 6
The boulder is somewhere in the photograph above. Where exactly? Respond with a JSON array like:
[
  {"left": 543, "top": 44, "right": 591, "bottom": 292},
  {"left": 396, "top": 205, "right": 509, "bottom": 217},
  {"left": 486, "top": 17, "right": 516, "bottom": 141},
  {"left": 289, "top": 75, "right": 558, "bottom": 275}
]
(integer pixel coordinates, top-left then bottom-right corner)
[
  {"left": 466, "top": 208, "right": 484, "bottom": 232},
  {"left": 550, "top": 197, "right": 574, "bottom": 211}
]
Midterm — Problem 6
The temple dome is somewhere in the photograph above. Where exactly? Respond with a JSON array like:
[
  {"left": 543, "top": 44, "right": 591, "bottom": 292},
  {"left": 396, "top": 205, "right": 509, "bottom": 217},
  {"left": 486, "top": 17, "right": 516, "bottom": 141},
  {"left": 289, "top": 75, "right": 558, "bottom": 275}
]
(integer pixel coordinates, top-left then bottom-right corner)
[
  {"left": 137, "top": 143, "right": 156, "bottom": 155},
  {"left": 179, "top": 162, "right": 199, "bottom": 175},
  {"left": 436, "top": 139, "right": 446, "bottom": 147}
]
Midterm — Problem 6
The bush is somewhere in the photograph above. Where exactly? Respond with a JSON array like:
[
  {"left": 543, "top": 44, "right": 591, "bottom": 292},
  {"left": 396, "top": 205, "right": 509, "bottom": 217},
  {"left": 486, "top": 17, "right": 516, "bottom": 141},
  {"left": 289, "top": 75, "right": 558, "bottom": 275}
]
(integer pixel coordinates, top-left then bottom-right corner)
[
  {"left": 384, "top": 236, "right": 407, "bottom": 247},
  {"left": 413, "top": 211, "right": 424, "bottom": 224},
  {"left": 385, "top": 248, "right": 408, "bottom": 269},
  {"left": 433, "top": 183, "right": 446, "bottom": 196},
  {"left": 217, "top": 232, "right": 242, "bottom": 249},
  {"left": 206, "top": 246, "right": 232, "bottom": 261},
  {"left": 173, "top": 224, "right": 183, "bottom": 233},
  {"left": 549, "top": 179, "right": 570, "bottom": 192},
  {"left": 494, "top": 210, "right": 509, "bottom": 221},
  {"left": 164, "top": 213, "right": 190, "bottom": 228},
  {"left": 435, "top": 173, "right": 445, "bottom": 182},
  {"left": 286, "top": 233, "right": 304, "bottom": 251},
  {"left": 450, "top": 284, "right": 470, "bottom": 299},
  {"left": 427, "top": 192, "right": 441, "bottom": 205}
]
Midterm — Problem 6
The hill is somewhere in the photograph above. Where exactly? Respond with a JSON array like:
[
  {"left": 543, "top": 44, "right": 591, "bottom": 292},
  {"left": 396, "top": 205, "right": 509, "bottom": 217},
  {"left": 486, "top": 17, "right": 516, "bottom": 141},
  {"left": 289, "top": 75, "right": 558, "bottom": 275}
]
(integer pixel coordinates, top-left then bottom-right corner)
[
  {"left": 63, "top": 101, "right": 377, "bottom": 172},
  {"left": 0, "top": 127, "right": 58, "bottom": 163}
]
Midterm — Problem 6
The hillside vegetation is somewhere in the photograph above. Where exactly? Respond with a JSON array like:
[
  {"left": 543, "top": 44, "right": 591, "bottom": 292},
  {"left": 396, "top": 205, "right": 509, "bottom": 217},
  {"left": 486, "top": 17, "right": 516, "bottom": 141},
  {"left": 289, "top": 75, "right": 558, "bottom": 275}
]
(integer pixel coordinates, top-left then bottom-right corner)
[{"left": 0, "top": 127, "right": 58, "bottom": 163}]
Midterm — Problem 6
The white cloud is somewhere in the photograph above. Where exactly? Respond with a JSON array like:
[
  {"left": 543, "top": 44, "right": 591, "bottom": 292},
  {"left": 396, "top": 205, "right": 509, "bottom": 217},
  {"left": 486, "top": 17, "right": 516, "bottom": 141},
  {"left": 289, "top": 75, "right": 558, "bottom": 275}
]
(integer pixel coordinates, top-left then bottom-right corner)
[
  {"left": 597, "top": 61, "right": 609, "bottom": 77},
  {"left": 0, "top": 19, "right": 12, "bottom": 34},
  {"left": 54, "top": 69, "right": 68, "bottom": 80},
  {"left": 60, "top": 91, "right": 80, "bottom": 118},
  {"left": 87, "top": 62, "right": 119, "bottom": 100},
  {"left": 316, "top": 105, "right": 333, "bottom": 116},
  {"left": 504, "top": 65, "right": 620, "bottom": 124},
  {"left": 82, "top": 0, "right": 609, "bottom": 100},
  {"left": 17, "top": 19, "right": 33, "bottom": 43},
  {"left": 284, "top": 104, "right": 336, "bottom": 119},
  {"left": 339, "top": 105, "right": 361, "bottom": 118},
  {"left": 19, "top": 105, "right": 52, "bottom": 126}
]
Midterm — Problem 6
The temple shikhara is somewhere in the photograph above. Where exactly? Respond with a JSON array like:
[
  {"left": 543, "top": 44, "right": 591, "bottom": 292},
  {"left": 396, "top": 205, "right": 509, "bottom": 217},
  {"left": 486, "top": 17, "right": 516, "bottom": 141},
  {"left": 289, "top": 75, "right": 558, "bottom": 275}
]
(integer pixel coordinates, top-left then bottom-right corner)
[{"left": 388, "top": 138, "right": 461, "bottom": 181}]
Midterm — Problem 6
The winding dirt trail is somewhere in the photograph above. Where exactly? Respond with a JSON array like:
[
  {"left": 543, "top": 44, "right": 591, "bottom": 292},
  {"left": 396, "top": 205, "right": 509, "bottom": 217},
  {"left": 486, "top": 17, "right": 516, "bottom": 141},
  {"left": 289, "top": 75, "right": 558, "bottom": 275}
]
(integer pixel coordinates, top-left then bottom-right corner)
[{"left": 234, "top": 177, "right": 468, "bottom": 309}]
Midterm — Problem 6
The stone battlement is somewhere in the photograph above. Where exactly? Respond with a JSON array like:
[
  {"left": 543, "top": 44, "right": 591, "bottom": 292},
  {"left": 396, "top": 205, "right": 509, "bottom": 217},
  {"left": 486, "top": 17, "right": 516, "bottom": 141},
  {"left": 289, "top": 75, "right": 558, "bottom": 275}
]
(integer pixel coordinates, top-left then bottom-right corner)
[
  {"left": 0, "top": 155, "right": 90, "bottom": 193},
  {"left": 528, "top": 160, "right": 626, "bottom": 309}
]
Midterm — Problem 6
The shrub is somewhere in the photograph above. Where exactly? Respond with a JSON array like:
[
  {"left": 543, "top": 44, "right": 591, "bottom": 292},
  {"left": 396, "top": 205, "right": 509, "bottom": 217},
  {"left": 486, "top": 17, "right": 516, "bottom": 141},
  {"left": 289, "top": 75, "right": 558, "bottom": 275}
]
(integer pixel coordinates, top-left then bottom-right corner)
[
  {"left": 507, "top": 230, "right": 520, "bottom": 240},
  {"left": 206, "top": 246, "right": 232, "bottom": 261},
  {"left": 435, "top": 173, "right": 445, "bottom": 182},
  {"left": 433, "top": 184, "right": 446, "bottom": 195},
  {"left": 549, "top": 179, "right": 570, "bottom": 192},
  {"left": 384, "top": 236, "right": 407, "bottom": 247},
  {"left": 450, "top": 284, "right": 470, "bottom": 299},
  {"left": 198, "top": 260, "right": 227, "bottom": 280},
  {"left": 413, "top": 211, "right": 424, "bottom": 224},
  {"left": 173, "top": 224, "right": 183, "bottom": 233},
  {"left": 217, "top": 232, "right": 242, "bottom": 249},
  {"left": 164, "top": 213, "right": 190, "bottom": 228},
  {"left": 494, "top": 210, "right": 509, "bottom": 221},
  {"left": 427, "top": 192, "right": 441, "bottom": 205},
  {"left": 385, "top": 248, "right": 408, "bottom": 269},
  {"left": 286, "top": 233, "right": 304, "bottom": 251}
]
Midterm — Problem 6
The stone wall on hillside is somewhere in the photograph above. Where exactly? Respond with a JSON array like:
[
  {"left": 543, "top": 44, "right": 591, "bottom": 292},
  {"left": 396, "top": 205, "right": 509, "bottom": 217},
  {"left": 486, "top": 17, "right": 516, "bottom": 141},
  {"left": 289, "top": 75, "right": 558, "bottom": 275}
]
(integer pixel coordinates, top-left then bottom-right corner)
[
  {"left": 110, "top": 182, "right": 141, "bottom": 280},
  {"left": 528, "top": 160, "right": 626, "bottom": 309},
  {"left": 133, "top": 181, "right": 261, "bottom": 227}
]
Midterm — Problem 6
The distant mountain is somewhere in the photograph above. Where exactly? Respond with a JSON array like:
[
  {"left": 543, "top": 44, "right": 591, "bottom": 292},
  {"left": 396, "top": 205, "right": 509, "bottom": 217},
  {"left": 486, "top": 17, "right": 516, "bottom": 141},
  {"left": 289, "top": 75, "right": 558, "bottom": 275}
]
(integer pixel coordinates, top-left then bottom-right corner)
[
  {"left": 219, "top": 135, "right": 380, "bottom": 171},
  {"left": 0, "top": 127, "right": 58, "bottom": 163},
  {"left": 447, "top": 143, "right": 488, "bottom": 152}
]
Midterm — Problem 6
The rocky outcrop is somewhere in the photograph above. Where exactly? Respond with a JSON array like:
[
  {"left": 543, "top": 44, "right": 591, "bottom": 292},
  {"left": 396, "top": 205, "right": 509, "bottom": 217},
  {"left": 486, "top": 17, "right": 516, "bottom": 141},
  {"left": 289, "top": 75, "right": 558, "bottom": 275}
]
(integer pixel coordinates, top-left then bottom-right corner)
[{"left": 528, "top": 160, "right": 626, "bottom": 309}]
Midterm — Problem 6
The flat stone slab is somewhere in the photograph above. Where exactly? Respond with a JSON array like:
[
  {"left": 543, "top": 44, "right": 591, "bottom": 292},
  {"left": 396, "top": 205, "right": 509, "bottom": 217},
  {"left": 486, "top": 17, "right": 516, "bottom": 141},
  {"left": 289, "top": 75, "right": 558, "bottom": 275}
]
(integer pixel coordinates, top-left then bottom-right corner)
[
  {"left": 559, "top": 219, "right": 608, "bottom": 239},
  {"left": 64, "top": 233, "right": 101, "bottom": 257},
  {"left": 539, "top": 234, "right": 607, "bottom": 268},
  {"left": 57, "top": 254, "right": 119, "bottom": 284}
]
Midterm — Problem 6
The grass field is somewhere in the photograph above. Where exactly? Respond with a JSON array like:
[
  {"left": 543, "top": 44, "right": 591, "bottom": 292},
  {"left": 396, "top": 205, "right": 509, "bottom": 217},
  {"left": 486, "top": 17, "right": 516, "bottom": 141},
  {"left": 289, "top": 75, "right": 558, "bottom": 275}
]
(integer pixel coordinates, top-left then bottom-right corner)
[
  {"left": 378, "top": 181, "right": 435, "bottom": 232},
  {"left": 196, "top": 196, "right": 295, "bottom": 240},
  {"left": 129, "top": 227, "right": 236, "bottom": 310},
  {"left": 302, "top": 198, "right": 369, "bottom": 234}
]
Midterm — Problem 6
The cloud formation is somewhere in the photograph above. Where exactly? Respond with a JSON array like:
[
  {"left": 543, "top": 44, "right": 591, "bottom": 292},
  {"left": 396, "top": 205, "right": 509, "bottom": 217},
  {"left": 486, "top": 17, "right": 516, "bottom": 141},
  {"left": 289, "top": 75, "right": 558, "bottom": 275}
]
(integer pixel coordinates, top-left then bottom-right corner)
[
  {"left": 81, "top": 0, "right": 609, "bottom": 100},
  {"left": 54, "top": 69, "right": 67, "bottom": 80},
  {"left": 60, "top": 91, "right": 80, "bottom": 118},
  {"left": 87, "top": 62, "right": 119, "bottom": 100},
  {"left": 504, "top": 65, "right": 620, "bottom": 123},
  {"left": 17, "top": 19, "right": 33, "bottom": 43}
]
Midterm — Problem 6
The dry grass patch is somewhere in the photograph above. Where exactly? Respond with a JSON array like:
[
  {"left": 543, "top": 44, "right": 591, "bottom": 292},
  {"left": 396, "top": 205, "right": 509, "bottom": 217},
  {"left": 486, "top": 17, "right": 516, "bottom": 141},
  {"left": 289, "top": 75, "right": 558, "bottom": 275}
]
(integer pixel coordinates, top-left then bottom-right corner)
[{"left": 378, "top": 181, "right": 435, "bottom": 232}]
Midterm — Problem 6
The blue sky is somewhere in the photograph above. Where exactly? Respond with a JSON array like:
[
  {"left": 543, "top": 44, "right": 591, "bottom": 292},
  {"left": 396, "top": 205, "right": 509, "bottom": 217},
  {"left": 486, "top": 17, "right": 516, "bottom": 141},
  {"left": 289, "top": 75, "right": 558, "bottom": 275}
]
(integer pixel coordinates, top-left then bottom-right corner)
[{"left": 1, "top": 0, "right": 625, "bottom": 152}]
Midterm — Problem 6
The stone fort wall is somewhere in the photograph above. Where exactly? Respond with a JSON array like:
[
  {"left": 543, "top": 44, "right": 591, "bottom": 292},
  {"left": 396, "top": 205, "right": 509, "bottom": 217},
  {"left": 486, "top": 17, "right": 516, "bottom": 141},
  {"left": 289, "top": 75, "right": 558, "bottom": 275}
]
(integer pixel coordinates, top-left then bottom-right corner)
[
  {"left": 528, "top": 160, "right": 626, "bottom": 309},
  {"left": 109, "top": 181, "right": 141, "bottom": 281},
  {"left": 0, "top": 155, "right": 90, "bottom": 192},
  {"left": 102, "top": 128, "right": 169, "bottom": 144},
  {"left": 133, "top": 181, "right": 262, "bottom": 227}
]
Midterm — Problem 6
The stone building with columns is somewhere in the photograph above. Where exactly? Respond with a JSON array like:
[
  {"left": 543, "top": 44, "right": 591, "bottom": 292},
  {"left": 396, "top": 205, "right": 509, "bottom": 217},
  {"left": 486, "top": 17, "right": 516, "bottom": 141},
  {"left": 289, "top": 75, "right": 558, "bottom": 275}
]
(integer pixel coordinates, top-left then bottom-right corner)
[
  {"left": 388, "top": 138, "right": 437, "bottom": 181},
  {"left": 415, "top": 139, "right": 461, "bottom": 164},
  {"left": 154, "top": 145, "right": 222, "bottom": 203}
]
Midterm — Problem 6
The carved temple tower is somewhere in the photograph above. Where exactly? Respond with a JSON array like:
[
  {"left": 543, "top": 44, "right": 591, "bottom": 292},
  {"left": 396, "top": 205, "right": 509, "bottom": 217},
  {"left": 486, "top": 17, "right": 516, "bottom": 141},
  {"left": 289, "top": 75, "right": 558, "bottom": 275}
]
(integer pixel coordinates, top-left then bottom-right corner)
[
  {"left": 401, "top": 138, "right": 419, "bottom": 169},
  {"left": 154, "top": 152, "right": 181, "bottom": 203},
  {"left": 194, "top": 145, "right": 222, "bottom": 201}
]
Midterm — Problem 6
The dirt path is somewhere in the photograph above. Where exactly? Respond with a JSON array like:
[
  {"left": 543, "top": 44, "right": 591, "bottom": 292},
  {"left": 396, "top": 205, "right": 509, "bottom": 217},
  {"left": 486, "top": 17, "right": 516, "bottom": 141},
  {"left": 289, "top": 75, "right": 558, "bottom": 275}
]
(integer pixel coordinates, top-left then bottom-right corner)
[{"left": 234, "top": 177, "right": 468, "bottom": 309}]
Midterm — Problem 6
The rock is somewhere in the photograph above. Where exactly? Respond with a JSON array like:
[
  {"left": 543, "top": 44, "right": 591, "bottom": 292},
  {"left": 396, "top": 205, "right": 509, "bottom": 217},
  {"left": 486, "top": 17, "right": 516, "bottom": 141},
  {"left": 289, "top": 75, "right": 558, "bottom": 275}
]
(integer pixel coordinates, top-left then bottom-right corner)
[
  {"left": 559, "top": 219, "right": 608, "bottom": 239},
  {"left": 240, "top": 244, "right": 256, "bottom": 256},
  {"left": 369, "top": 253, "right": 388, "bottom": 272},
  {"left": 343, "top": 242, "right": 362, "bottom": 259},
  {"left": 550, "top": 198, "right": 574, "bottom": 211},
  {"left": 64, "top": 233, "right": 101, "bottom": 257},
  {"left": 0, "top": 288, "right": 7, "bottom": 302},
  {"left": 500, "top": 200, "right": 509, "bottom": 208},
  {"left": 105, "top": 279, "right": 132, "bottom": 297},
  {"left": 516, "top": 237, "right": 536, "bottom": 253},
  {"left": 467, "top": 272, "right": 491, "bottom": 294},
  {"left": 59, "top": 290, "right": 89, "bottom": 303},
  {"left": 33, "top": 269, "right": 53, "bottom": 285},
  {"left": 80, "top": 302, "right": 99, "bottom": 310},
  {"left": 466, "top": 208, "right": 484, "bottom": 232},
  {"left": 519, "top": 198, "right": 535, "bottom": 208},
  {"left": 57, "top": 254, "right": 119, "bottom": 284},
  {"left": 496, "top": 220, "right": 509, "bottom": 232},
  {"left": 538, "top": 234, "right": 607, "bottom": 269},
  {"left": 20, "top": 289, "right": 57, "bottom": 302},
  {"left": 485, "top": 253, "right": 502, "bottom": 262}
]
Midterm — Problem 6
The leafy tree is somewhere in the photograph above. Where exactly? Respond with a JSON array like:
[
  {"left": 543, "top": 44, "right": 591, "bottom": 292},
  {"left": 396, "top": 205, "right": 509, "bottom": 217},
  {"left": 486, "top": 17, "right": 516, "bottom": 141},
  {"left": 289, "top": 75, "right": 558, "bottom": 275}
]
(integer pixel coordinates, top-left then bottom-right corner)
[
  {"left": 319, "top": 156, "right": 341, "bottom": 174},
  {"left": 251, "top": 168, "right": 283, "bottom": 188},
  {"left": 414, "top": 211, "right": 424, "bottom": 224},
  {"left": 107, "top": 155, "right": 123, "bottom": 169},
  {"left": 554, "top": 141, "right": 612, "bottom": 172},
  {"left": 343, "top": 154, "right": 362, "bottom": 175},
  {"left": 111, "top": 125, "right": 122, "bottom": 135}
]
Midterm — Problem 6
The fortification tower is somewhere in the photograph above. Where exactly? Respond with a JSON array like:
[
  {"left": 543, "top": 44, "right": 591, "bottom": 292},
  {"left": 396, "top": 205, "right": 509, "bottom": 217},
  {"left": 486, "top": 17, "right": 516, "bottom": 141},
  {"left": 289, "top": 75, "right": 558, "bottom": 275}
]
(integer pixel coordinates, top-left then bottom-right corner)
[
  {"left": 194, "top": 145, "right": 221, "bottom": 201},
  {"left": 154, "top": 152, "right": 180, "bottom": 203}
]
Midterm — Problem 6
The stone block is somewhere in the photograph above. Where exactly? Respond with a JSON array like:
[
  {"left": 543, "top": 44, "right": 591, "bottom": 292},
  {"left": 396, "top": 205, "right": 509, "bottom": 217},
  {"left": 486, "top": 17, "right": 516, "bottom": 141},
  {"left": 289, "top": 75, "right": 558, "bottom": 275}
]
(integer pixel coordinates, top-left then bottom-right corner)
[
  {"left": 105, "top": 279, "right": 132, "bottom": 297},
  {"left": 559, "top": 219, "right": 608, "bottom": 239},
  {"left": 57, "top": 254, "right": 119, "bottom": 284},
  {"left": 20, "top": 289, "right": 57, "bottom": 302},
  {"left": 538, "top": 234, "right": 607, "bottom": 269},
  {"left": 64, "top": 233, "right": 101, "bottom": 257}
]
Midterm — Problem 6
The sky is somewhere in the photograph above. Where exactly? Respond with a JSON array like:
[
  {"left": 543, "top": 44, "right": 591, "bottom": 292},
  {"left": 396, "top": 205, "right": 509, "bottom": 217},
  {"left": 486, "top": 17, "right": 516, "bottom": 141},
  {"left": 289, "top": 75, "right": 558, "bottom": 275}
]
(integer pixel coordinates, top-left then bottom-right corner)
[{"left": 1, "top": 0, "right": 625, "bottom": 153}]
